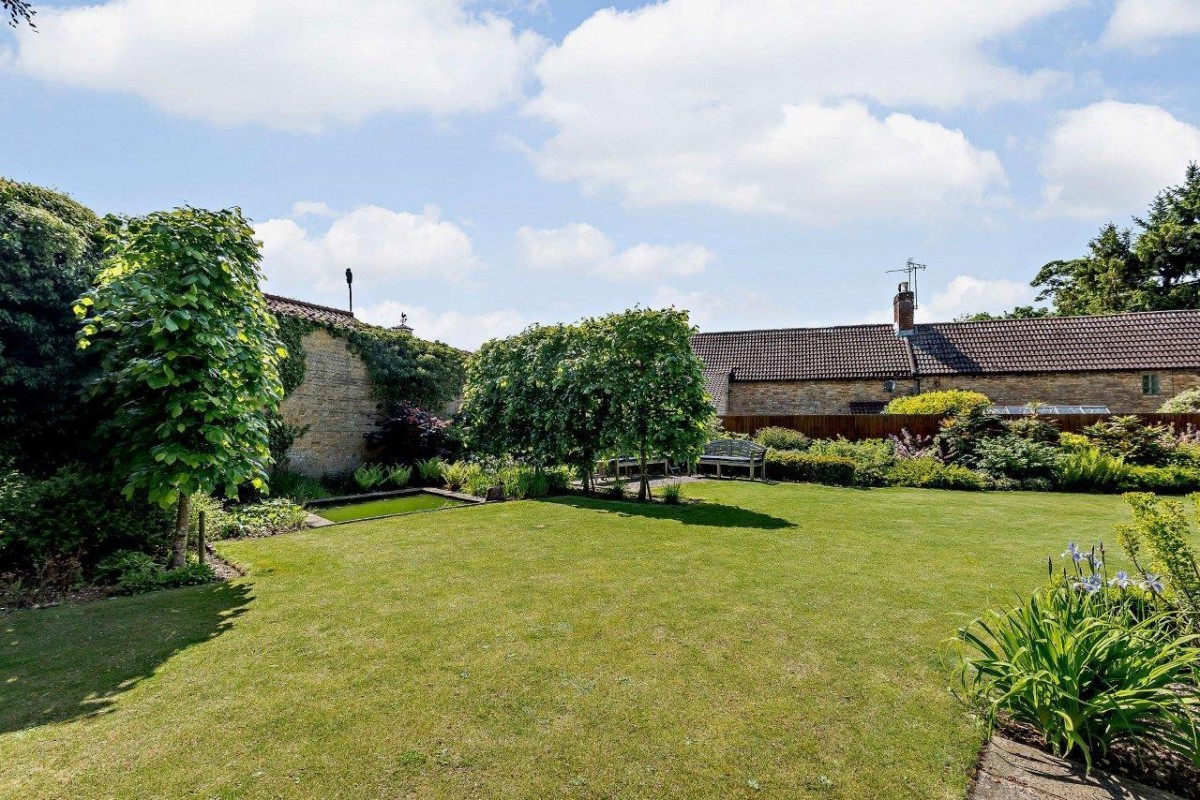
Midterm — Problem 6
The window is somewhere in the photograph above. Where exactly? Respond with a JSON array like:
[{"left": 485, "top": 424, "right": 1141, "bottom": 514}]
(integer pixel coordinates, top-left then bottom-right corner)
[{"left": 1142, "top": 374, "right": 1161, "bottom": 396}]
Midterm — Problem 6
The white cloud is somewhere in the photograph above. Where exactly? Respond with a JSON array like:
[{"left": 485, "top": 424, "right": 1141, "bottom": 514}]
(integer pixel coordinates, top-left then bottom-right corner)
[
  {"left": 526, "top": 0, "right": 1075, "bottom": 223},
  {"left": 5, "top": 0, "right": 544, "bottom": 130},
  {"left": 1040, "top": 102, "right": 1200, "bottom": 219},
  {"left": 256, "top": 203, "right": 482, "bottom": 306},
  {"left": 1102, "top": 0, "right": 1200, "bottom": 50},
  {"left": 652, "top": 285, "right": 795, "bottom": 332},
  {"left": 359, "top": 301, "right": 529, "bottom": 350},
  {"left": 516, "top": 223, "right": 614, "bottom": 271},
  {"left": 516, "top": 223, "right": 714, "bottom": 280},
  {"left": 920, "top": 276, "right": 1035, "bottom": 321},
  {"left": 290, "top": 201, "right": 340, "bottom": 218}
]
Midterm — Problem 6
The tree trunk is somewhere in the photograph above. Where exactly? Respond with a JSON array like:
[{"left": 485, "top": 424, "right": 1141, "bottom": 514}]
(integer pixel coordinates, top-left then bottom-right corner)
[
  {"left": 637, "top": 444, "right": 649, "bottom": 501},
  {"left": 171, "top": 494, "right": 191, "bottom": 569}
]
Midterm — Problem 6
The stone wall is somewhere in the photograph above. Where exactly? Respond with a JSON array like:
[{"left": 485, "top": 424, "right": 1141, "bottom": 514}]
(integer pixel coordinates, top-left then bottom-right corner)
[
  {"left": 727, "top": 369, "right": 1200, "bottom": 415},
  {"left": 279, "top": 329, "right": 379, "bottom": 477}
]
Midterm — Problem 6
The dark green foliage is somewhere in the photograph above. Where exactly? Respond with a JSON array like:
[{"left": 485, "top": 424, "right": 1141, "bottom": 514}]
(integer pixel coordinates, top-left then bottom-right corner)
[
  {"left": 958, "top": 584, "right": 1200, "bottom": 771},
  {"left": 807, "top": 438, "right": 896, "bottom": 486},
  {"left": 347, "top": 326, "right": 466, "bottom": 411},
  {"left": 886, "top": 458, "right": 985, "bottom": 490},
  {"left": 1083, "top": 415, "right": 1173, "bottom": 465},
  {"left": 1006, "top": 416, "right": 1060, "bottom": 445},
  {"left": 1034, "top": 163, "right": 1200, "bottom": 315},
  {"left": 78, "top": 207, "right": 286, "bottom": 567},
  {"left": 937, "top": 408, "right": 1008, "bottom": 465},
  {"left": 955, "top": 306, "right": 1054, "bottom": 322},
  {"left": 97, "top": 549, "right": 216, "bottom": 595},
  {"left": 972, "top": 436, "right": 1062, "bottom": 482},
  {"left": 0, "top": 178, "right": 104, "bottom": 470},
  {"left": 274, "top": 315, "right": 310, "bottom": 395},
  {"left": 1054, "top": 448, "right": 1126, "bottom": 493},
  {"left": 268, "top": 470, "right": 329, "bottom": 502},
  {"left": 754, "top": 426, "right": 810, "bottom": 451},
  {"left": 267, "top": 413, "right": 308, "bottom": 470},
  {"left": 0, "top": 465, "right": 173, "bottom": 578},
  {"left": 765, "top": 451, "right": 857, "bottom": 486},
  {"left": 1116, "top": 465, "right": 1200, "bottom": 494}
]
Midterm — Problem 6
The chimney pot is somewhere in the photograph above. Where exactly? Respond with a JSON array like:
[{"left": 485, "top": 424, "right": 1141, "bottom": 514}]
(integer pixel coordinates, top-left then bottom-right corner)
[{"left": 894, "top": 282, "right": 915, "bottom": 338}]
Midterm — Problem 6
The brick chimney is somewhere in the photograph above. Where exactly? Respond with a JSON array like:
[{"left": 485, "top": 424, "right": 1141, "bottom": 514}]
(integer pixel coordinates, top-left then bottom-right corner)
[{"left": 893, "top": 282, "right": 915, "bottom": 338}]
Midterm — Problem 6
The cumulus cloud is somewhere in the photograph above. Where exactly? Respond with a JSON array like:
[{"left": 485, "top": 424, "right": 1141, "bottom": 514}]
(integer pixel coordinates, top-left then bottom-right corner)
[
  {"left": 1102, "top": 0, "right": 1200, "bottom": 50},
  {"left": 4, "top": 0, "right": 544, "bottom": 130},
  {"left": 516, "top": 223, "right": 714, "bottom": 280},
  {"left": 1040, "top": 102, "right": 1200, "bottom": 219},
  {"left": 920, "top": 276, "right": 1035, "bottom": 321},
  {"left": 256, "top": 203, "right": 482, "bottom": 307},
  {"left": 526, "top": 0, "right": 1075, "bottom": 223},
  {"left": 652, "top": 285, "right": 795, "bottom": 332},
  {"left": 360, "top": 301, "right": 529, "bottom": 350}
]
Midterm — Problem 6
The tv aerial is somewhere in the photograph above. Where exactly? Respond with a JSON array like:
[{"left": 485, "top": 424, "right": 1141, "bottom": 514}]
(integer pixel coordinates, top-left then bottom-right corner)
[{"left": 887, "top": 258, "right": 927, "bottom": 309}]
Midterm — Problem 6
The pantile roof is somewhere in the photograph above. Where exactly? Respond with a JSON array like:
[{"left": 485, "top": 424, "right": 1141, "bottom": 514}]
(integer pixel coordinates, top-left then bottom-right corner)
[
  {"left": 265, "top": 294, "right": 358, "bottom": 328},
  {"left": 692, "top": 310, "right": 1200, "bottom": 412}
]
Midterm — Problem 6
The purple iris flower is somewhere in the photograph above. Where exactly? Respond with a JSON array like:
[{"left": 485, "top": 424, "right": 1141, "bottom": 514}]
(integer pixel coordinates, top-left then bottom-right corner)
[
  {"left": 1074, "top": 574, "right": 1103, "bottom": 594},
  {"left": 1063, "top": 543, "right": 1085, "bottom": 564},
  {"left": 1108, "top": 571, "right": 1132, "bottom": 589},
  {"left": 1140, "top": 574, "right": 1165, "bottom": 595}
]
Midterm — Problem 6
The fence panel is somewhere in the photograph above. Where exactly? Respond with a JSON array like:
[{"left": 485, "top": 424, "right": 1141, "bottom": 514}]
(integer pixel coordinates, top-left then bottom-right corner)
[{"left": 719, "top": 413, "right": 1200, "bottom": 441}]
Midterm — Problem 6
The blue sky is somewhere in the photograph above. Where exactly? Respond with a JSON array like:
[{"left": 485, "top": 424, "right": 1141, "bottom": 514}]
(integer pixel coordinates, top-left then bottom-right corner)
[{"left": 2, "top": 0, "right": 1199, "bottom": 348}]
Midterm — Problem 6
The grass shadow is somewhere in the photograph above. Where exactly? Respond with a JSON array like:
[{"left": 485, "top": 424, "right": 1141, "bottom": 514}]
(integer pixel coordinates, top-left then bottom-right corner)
[
  {"left": 541, "top": 494, "right": 796, "bottom": 530},
  {"left": 0, "top": 581, "right": 252, "bottom": 734}
]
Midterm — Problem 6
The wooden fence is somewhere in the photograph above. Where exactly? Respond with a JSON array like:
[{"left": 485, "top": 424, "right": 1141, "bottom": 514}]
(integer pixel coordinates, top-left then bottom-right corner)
[{"left": 719, "top": 413, "right": 1200, "bottom": 441}]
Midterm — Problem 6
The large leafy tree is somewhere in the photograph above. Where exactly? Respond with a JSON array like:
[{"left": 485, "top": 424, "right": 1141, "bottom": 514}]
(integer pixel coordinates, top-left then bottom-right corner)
[
  {"left": 1032, "top": 163, "right": 1200, "bottom": 315},
  {"left": 599, "top": 308, "right": 713, "bottom": 501},
  {"left": 78, "top": 208, "right": 285, "bottom": 567},
  {"left": 0, "top": 178, "right": 104, "bottom": 469}
]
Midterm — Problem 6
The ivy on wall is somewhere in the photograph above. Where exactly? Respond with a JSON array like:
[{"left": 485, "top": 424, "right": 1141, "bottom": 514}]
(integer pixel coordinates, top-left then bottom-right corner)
[
  {"left": 276, "top": 315, "right": 310, "bottom": 397},
  {"left": 270, "top": 313, "right": 466, "bottom": 412}
]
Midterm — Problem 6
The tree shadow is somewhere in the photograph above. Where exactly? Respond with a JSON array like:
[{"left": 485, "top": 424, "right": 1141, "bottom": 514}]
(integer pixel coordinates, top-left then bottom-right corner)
[
  {"left": 541, "top": 494, "right": 796, "bottom": 530},
  {"left": 0, "top": 581, "right": 252, "bottom": 734}
]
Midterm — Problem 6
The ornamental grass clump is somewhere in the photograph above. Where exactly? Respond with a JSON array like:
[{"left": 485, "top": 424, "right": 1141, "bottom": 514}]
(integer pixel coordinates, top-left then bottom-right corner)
[
  {"left": 660, "top": 480, "right": 685, "bottom": 505},
  {"left": 353, "top": 464, "right": 386, "bottom": 491},
  {"left": 958, "top": 540, "right": 1200, "bottom": 772}
]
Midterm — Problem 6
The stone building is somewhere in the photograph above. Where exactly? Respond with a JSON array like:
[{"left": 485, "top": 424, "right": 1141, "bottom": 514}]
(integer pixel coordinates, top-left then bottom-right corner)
[{"left": 692, "top": 286, "right": 1200, "bottom": 416}]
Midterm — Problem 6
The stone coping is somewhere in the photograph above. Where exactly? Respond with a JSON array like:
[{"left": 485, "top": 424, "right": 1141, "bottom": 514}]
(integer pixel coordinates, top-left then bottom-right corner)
[
  {"left": 971, "top": 736, "right": 1182, "bottom": 800},
  {"left": 305, "top": 487, "right": 483, "bottom": 508}
]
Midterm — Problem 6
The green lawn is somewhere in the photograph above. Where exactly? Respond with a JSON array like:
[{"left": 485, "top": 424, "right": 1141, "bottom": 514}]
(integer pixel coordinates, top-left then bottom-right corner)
[
  {"left": 1, "top": 482, "right": 1137, "bottom": 798},
  {"left": 313, "top": 491, "right": 470, "bottom": 523}
]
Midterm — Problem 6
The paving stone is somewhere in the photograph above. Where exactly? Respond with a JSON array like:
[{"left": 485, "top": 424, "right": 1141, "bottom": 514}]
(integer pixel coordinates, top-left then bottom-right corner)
[{"left": 972, "top": 737, "right": 1182, "bottom": 800}]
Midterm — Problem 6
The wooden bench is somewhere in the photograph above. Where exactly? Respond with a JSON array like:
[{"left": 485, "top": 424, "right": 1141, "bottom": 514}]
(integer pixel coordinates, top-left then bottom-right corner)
[
  {"left": 697, "top": 439, "right": 767, "bottom": 480},
  {"left": 602, "top": 456, "right": 670, "bottom": 478}
]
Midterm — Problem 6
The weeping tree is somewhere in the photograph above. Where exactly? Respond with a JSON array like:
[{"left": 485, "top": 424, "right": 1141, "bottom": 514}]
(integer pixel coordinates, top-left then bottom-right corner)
[
  {"left": 599, "top": 308, "right": 712, "bottom": 501},
  {"left": 461, "top": 307, "right": 712, "bottom": 501},
  {"left": 77, "top": 207, "right": 285, "bottom": 567}
]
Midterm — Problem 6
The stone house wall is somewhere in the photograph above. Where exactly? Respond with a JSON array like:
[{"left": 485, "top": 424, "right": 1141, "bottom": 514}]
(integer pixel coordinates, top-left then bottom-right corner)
[
  {"left": 726, "top": 369, "right": 1200, "bottom": 415},
  {"left": 279, "top": 328, "right": 379, "bottom": 477}
]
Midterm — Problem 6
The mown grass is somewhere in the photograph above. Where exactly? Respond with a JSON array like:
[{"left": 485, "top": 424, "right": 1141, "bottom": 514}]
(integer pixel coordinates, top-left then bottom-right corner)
[
  {"left": 314, "top": 491, "right": 469, "bottom": 522},
  {"left": 0, "top": 482, "right": 1137, "bottom": 798}
]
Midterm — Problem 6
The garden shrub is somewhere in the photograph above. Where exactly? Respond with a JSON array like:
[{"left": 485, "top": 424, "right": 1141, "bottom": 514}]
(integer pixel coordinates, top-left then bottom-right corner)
[
  {"left": 937, "top": 408, "right": 1008, "bottom": 466},
  {"left": 1083, "top": 415, "right": 1173, "bottom": 466},
  {"left": 884, "top": 390, "right": 990, "bottom": 416},
  {"left": 365, "top": 402, "right": 459, "bottom": 465},
  {"left": 806, "top": 437, "right": 896, "bottom": 486},
  {"left": 1118, "top": 493, "right": 1200, "bottom": 629},
  {"left": 441, "top": 461, "right": 479, "bottom": 492},
  {"left": 96, "top": 549, "right": 215, "bottom": 595},
  {"left": 268, "top": 470, "right": 329, "bottom": 502},
  {"left": 958, "top": 583, "right": 1200, "bottom": 771},
  {"left": 1116, "top": 465, "right": 1200, "bottom": 494},
  {"left": 972, "top": 435, "right": 1061, "bottom": 482},
  {"left": 1006, "top": 416, "right": 1060, "bottom": 444},
  {"left": 386, "top": 464, "right": 412, "bottom": 489},
  {"left": 0, "top": 465, "right": 173, "bottom": 579},
  {"left": 1159, "top": 387, "right": 1200, "bottom": 412},
  {"left": 1058, "top": 431, "right": 1091, "bottom": 451},
  {"left": 1055, "top": 448, "right": 1126, "bottom": 493},
  {"left": 660, "top": 480, "right": 685, "bottom": 504},
  {"left": 220, "top": 500, "right": 307, "bottom": 539},
  {"left": 754, "top": 427, "right": 810, "bottom": 451},
  {"left": 765, "top": 451, "right": 857, "bottom": 486},
  {"left": 885, "top": 458, "right": 985, "bottom": 490}
]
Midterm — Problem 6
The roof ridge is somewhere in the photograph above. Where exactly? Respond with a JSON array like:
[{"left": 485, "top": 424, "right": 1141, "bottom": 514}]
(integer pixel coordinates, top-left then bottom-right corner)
[
  {"left": 925, "top": 308, "right": 1200, "bottom": 328},
  {"left": 264, "top": 293, "right": 355, "bottom": 318},
  {"left": 693, "top": 321, "right": 893, "bottom": 337}
]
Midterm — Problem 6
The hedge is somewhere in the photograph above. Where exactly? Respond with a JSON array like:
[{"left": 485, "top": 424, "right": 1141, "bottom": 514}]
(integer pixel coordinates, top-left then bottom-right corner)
[{"left": 765, "top": 451, "right": 856, "bottom": 486}]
